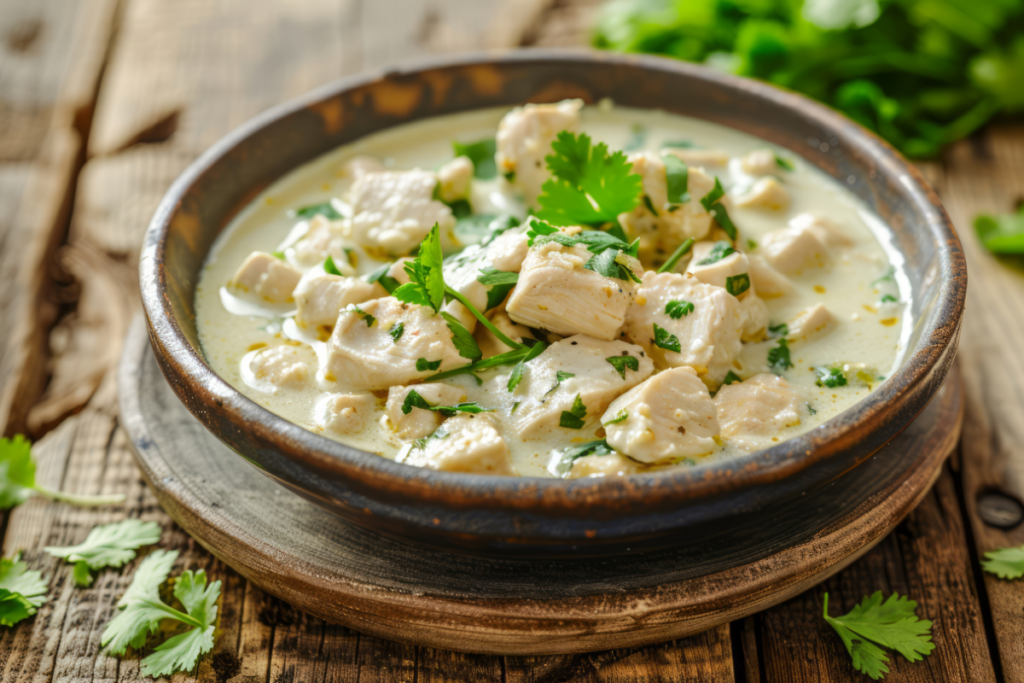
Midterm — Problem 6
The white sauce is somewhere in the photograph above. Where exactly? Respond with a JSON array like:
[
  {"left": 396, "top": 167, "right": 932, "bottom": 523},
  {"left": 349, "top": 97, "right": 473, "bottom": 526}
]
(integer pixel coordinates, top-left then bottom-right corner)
[{"left": 195, "top": 105, "right": 909, "bottom": 478}]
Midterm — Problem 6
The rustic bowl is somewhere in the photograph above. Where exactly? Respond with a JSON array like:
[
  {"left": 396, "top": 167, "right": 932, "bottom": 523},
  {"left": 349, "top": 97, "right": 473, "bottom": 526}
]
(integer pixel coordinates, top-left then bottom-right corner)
[{"left": 139, "top": 50, "right": 965, "bottom": 557}]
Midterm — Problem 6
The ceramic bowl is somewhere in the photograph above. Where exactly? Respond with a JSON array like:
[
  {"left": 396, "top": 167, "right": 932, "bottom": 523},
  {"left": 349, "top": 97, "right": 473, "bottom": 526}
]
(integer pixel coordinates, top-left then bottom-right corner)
[{"left": 138, "top": 51, "right": 965, "bottom": 557}]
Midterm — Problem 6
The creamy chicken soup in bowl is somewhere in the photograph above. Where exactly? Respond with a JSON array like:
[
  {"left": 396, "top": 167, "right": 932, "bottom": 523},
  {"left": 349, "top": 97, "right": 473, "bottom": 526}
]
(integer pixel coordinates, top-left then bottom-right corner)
[{"left": 140, "top": 52, "right": 964, "bottom": 556}]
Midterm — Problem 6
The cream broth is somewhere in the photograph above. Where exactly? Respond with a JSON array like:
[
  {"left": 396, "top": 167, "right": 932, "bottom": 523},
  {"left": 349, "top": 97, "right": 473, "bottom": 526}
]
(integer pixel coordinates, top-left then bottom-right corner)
[{"left": 195, "top": 104, "right": 909, "bottom": 478}]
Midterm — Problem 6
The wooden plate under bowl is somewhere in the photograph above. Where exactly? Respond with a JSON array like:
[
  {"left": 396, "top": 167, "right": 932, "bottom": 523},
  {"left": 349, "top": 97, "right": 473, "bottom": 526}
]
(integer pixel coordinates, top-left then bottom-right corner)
[{"left": 120, "top": 319, "right": 963, "bottom": 654}]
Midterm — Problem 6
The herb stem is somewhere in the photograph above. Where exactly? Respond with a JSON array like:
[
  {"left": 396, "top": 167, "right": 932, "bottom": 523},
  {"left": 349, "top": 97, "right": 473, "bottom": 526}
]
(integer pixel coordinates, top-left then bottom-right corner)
[
  {"left": 657, "top": 237, "right": 695, "bottom": 274},
  {"left": 34, "top": 486, "right": 126, "bottom": 507},
  {"left": 444, "top": 286, "right": 524, "bottom": 350},
  {"left": 139, "top": 597, "right": 205, "bottom": 628}
]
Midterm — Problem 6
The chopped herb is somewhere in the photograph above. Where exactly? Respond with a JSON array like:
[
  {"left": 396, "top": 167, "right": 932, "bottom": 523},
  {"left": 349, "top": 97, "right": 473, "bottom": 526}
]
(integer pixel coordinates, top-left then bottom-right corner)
[
  {"left": 699, "top": 178, "right": 737, "bottom": 239},
  {"left": 346, "top": 305, "right": 375, "bottom": 327},
  {"left": 0, "top": 553, "right": 48, "bottom": 627},
  {"left": 426, "top": 342, "right": 547, "bottom": 384},
  {"left": 401, "top": 390, "right": 492, "bottom": 417},
  {"left": 697, "top": 240, "right": 737, "bottom": 265},
  {"left": 879, "top": 294, "right": 898, "bottom": 303},
  {"left": 656, "top": 237, "right": 695, "bottom": 274},
  {"left": 662, "top": 140, "right": 695, "bottom": 149},
  {"left": 411, "top": 427, "right": 448, "bottom": 451},
  {"left": 982, "top": 545, "right": 1024, "bottom": 579},
  {"left": 511, "top": 401, "right": 521, "bottom": 414},
  {"left": 872, "top": 266, "right": 895, "bottom": 286},
  {"left": 365, "top": 263, "right": 400, "bottom": 294},
  {"left": 440, "top": 312, "right": 482, "bottom": 361},
  {"left": 555, "top": 439, "right": 615, "bottom": 475},
  {"left": 823, "top": 591, "right": 934, "bottom": 680},
  {"left": 324, "top": 255, "right": 344, "bottom": 276},
  {"left": 653, "top": 323, "right": 682, "bottom": 353},
  {"left": 527, "top": 218, "right": 635, "bottom": 254},
  {"left": 722, "top": 370, "right": 742, "bottom": 386},
  {"left": 606, "top": 355, "right": 639, "bottom": 379},
  {"left": 389, "top": 322, "right": 404, "bottom": 342},
  {"left": 535, "top": 131, "right": 642, "bottom": 227},
  {"left": 503, "top": 170, "right": 515, "bottom": 183},
  {"left": 416, "top": 358, "right": 442, "bottom": 372},
  {"left": 477, "top": 266, "right": 519, "bottom": 310},
  {"left": 768, "top": 322, "right": 789, "bottom": 338},
  {"left": 666, "top": 300, "right": 695, "bottom": 319},
  {"left": 507, "top": 341, "right": 547, "bottom": 392},
  {"left": 642, "top": 194, "right": 659, "bottom": 216},
  {"left": 807, "top": 403, "right": 817, "bottom": 415},
  {"left": 726, "top": 273, "right": 751, "bottom": 297},
  {"left": 545, "top": 370, "right": 577, "bottom": 397},
  {"left": 295, "top": 202, "right": 342, "bottom": 220},
  {"left": 584, "top": 247, "right": 641, "bottom": 283},
  {"left": 975, "top": 206, "right": 1024, "bottom": 254},
  {"left": 559, "top": 394, "right": 588, "bottom": 429},
  {"left": 662, "top": 153, "right": 690, "bottom": 204},
  {"left": 816, "top": 366, "right": 848, "bottom": 387},
  {"left": 452, "top": 138, "right": 497, "bottom": 179},
  {"left": 774, "top": 154, "right": 794, "bottom": 171},
  {"left": 603, "top": 409, "right": 629, "bottom": 425},
  {"left": 271, "top": 250, "right": 285, "bottom": 260},
  {"left": 623, "top": 123, "right": 647, "bottom": 152},
  {"left": 746, "top": 239, "right": 758, "bottom": 250},
  {"left": 767, "top": 338, "right": 793, "bottom": 370}
]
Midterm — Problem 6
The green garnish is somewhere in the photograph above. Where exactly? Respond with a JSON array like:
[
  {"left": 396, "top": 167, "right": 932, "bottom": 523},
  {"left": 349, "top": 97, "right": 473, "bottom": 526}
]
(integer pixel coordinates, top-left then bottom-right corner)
[
  {"left": 295, "top": 202, "right": 341, "bottom": 220},
  {"left": 982, "top": 545, "right": 1024, "bottom": 579},
  {"left": 642, "top": 194, "right": 659, "bottom": 216},
  {"left": 696, "top": 241, "right": 737, "bottom": 266},
  {"left": 975, "top": 206, "right": 1024, "bottom": 254},
  {"left": 416, "top": 358, "right": 443, "bottom": 372},
  {"left": 346, "top": 304, "right": 375, "bottom": 327},
  {"left": 559, "top": 394, "right": 588, "bottom": 429},
  {"left": 506, "top": 341, "right": 547, "bottom": 392},
  {"left": 699, "top": 178, "right": 737, "bottom": 239},
  {"left": 0, "top": 553, "right": 48, "bottom": 626},
  {"left": 722, "top": 370, "right": 742, "bottom": 386},
  {"left": 45, "top": 520, "right": 162, "bottom": 588},
  {"left": 452, "top": 138, "right": 497, "bottom": 179},
  {"left": 816, "top": 366, "right": 849, "bottom": 388},
  {"left": 271, "top": 250, "right": 285, "bottom": 260},
  {"left": 535, "top": 131, "right": 642, "bottom": 227},
  {"left": 879, "top": 294, "right": 898, "bottom": 303},
  {"left": 774, "top": 154, "right": 794, "bottom": 171},
  {"left": 528, "top": 219, "right": 641, "bottom": 283},
  {"left": 872, "top": 266, "right": 895, "bottom": 285},
  {"left": 545, "top": 370, "right": 576, "bottom": 397},
  {"left": 440, "top": 312, "right": 481, "bottom": 361},
  {"left": 365, "top": 263, "right": 400, "bottom": 293},
  {"left": 389, "top": 322, "right": 404, "bottom": 342},
  {"left": 652, "top": 323, "right": 681, "bottom": 353},
  {"left": 606, "top": 355, "right": 640, "bottom": 379},
  {"left": 0, "top": 435, "right": 125, "bottom": 509},
  {"left": 767, "top": 338, "right": 793, "bottom": 370},
  {"left": 656, "top": 237, "right": 695, "bottom": 274},
  {"left": 768, "top": 322, "right": 789, "bottom": 338},
  {"left": 323, "top": 255, "right": 344, "bottom": 276},
  {"left": 411, "top": 427, "right": 448, "bottom": 451},
  {"left": 808, "top": 403, "right": 817, "bottom": 415},
  {"left": 603, "top": 409, "right": 629, "bottom": 425},
  {"left": 555, "top": 439, "right": 614, "bottom": 475},
  {"left": 662, "top": 153, "right": 690, "bottom": 205},
  {"left": 666, "top": 300, "right": 695, "bottom": 319},
  {"left": 476, "top": 267, "right": 519, "bottom": 310},
  {"left": 746, "top": 239, "right": 758, "bottom": 250},
  {"left": 401, "top": 390, "right": 492, "bottom": 417},
  {"left": 726, "top": 273, "right": 751, "bottom": 297}
]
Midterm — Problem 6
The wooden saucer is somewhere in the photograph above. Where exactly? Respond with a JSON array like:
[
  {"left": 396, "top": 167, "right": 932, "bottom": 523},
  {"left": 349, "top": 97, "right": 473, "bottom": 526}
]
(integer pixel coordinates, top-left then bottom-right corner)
[{"left": 119, "top": 320, "right": 962, "bottom": 655}]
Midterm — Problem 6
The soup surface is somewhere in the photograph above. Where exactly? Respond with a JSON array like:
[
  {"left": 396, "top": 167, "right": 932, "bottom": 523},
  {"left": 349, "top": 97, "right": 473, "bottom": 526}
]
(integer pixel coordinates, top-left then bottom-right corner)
[{"left": 195, "top": 102, "right": 910, "bottom": 478}]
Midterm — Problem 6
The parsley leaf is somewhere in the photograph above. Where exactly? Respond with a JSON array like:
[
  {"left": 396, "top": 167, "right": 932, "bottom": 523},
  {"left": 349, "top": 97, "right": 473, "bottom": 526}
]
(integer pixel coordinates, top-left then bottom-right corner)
[
  {"left": 606, "top": 355, "right": 639, "bottom": 379},
  {"left": 722, "top": 370, "right": 742, "bottom": 386},
  {"left": 0, "top": 553, "right": 48, "bottom": 626},
  {"left": 324, "top": 255, "right": 344, "bottom": 276},
  {"left": 653, "top": 323, "right": 681, "bottom": 353},
  {"left": 346, "top": 304, "right": 375, "bottom": 327},
  {"left": 555, "top": 439, "right": 615, "bottom": 475},
  {"left": 816, "top": 366, "right": 849, "bottom": 388},
  {"left": 663, "top": 153, "right": 690, "bottom": 204},
  {"left": 440, "top": 312, "right": 482, "bottom": 360},
  {"left": 726, "top": 273, "right": 751, "bottom": 297},
  {"left": 699, "top": 178, "right": 737, "bottom": 239},
  {"left": 401, "top": 390, "right": 492, "bottom": 417},
  {"left": 365, "top": 263, "right": 400, "bottom": 294},
  {"left": 45, "top": 519, "right": 162, "bottom": 587},
  {"left": 0, "top": 435, "right": 125, "bottom": 510},
  {"left": 697, "top": 241, "right": 737, "bottom": 265},
  {"left": 974, "top": 206, "right": 1024, "bottom": 254},
  {"left": 393, "top": 224, "right": 446, "bottom": 313},
  {"left": 295, "top": 202, "right": 341, "bottom": 220},
  {"left": 603, "top": 409, "right": 629, "bottom": 425},
  {"left": 536, "top": 131, "right": 642, "bottom": 226},
  {"left": 477, "top": 267, "right": 519, "bottom": 310},
  {"left": 559, "top": 394, "right": 589, "bottom": 430},
  {"left": 507, "top": 340, "right": 547, "bottom": 392},
  {"left": 768, "top": 338, "right": 793, "bottom": 370},
  {"left": 453, "top": 138, "right": 497, "bottom": 180},
  {"left": 666, "top": 300, "right": 694, "bottom": 319},
  {"left": 823, "top": 591, "right": 934, "bottom": 680},
  {"left": 389, "top": 322, "right": 404, "bottom": 342},
  {"left": 982, "top": 545, "right": 1024, "bottom": 579}
]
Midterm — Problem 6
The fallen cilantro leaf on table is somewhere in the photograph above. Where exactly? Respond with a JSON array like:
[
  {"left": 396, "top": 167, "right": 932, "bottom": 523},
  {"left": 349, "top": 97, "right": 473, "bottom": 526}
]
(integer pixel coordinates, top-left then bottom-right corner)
[
  {"left": 536, "top": 131, "right": 642, "bottom": 227},
  {"left": 45, "top": 519, "right": 162, "bottom": 587},
  {"left": 982, "top": 545, "right": 1024, "bottom": 579},
  {"left": 974, "top": 206, "right": 1024, "bottom": 254},
  {"left": 0, "top": 553, "right": 48, "bottom": 627},
  {"left": 0, "top": 435, "right": 125, "bottom": 510},
  {"left": 823, "top": 591, "right": 934, "bottom": 680},
  {"left": 101, "top": 549, "right": 221, "bottom": 678}
]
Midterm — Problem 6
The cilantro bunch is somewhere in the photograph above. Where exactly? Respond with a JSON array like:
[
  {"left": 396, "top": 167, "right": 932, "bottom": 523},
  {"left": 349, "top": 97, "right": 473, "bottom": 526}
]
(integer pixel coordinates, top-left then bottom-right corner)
[{"left": 593, "top": 0, "right": 1024, "bottom": 158}]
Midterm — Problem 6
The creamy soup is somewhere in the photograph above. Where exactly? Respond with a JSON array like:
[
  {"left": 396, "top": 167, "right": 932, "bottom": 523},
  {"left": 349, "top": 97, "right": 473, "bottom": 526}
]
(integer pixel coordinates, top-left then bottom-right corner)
[{"left": 195, "top": 102, "right": 910, "bottom": 479}]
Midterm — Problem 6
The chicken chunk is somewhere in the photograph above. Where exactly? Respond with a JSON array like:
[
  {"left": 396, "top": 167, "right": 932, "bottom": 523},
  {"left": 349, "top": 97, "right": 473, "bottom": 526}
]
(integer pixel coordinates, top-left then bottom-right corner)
[
  {"left": 567, "top": 453, "right": 641, "bottom": 478},
  {"left": 474, "top": 311, "right": 535, "bottom": 358},
  {"left": 736, "top": 177, "right": 790, "bottom": 211},
  {"left": 346, "top": 170, "right": 455, "bottom": 256},
  {"left": 506, "top": 230, "right": 641, "bottom": 340},
  {"left": 506, "top": 335, "right": 653, "bottom": 440},
  {"left": 441, "top": 228, "right": 530, "bottom": 331},
  {"left": 739, "top": 148, "right": 785, "bottom": 176},
  {"left": 662, "top": 147, "right": 730, "bottom": 167},
  {"left": 317, "top": 392, "right": 377, "bottom": 434},
  {"left": 401, "top": 414, "right": 515, "bottom": 476},
  {"left": 748, "top": 255, "right": 793, "bottom": 298},
  {"left": 786, "top": 304, "right": 835, "bottom": 341},
  {"left": 685, "top": 241, "right": 770, "bottom": 341},
  {"left": 436, "top": 156, "right": 473, "bottom": 203},
  {"left": 325, "top": 297, "right": 466, "bottom": 390},
  {"left": 622, "top": 272, "right": 742, "bottom": 384},
  {"left": 385, "top": 383, "right": 466, "bottom": 440},
  {"left": 617, "top": 152, "right": 718, "bottom": 263},
  {"left": 759, "top": 223, "right": 830, "bottom": 274},
  {"left": 244, "top": 345, "right": 311, "bottom": 390},
  {"left": 789, "top": 213, "right": 854, "bottom": 247},
  {"left": 496, "top": 100, "right": 582, "bottom": 207},
  {"left": 714, "top": 374, "right": 803, "bottom": 437},
  {"left": 294, "top": 271, "right": 382, "bottom": 329},
  {"left": 601, "top": 366, "right": 719, "bottom": 463},
  {"left": 230, "top": 252, "right": 302, "bottom": 304},
  {"left": 288, "top": 215, "right": 359, "bottom": 272}
]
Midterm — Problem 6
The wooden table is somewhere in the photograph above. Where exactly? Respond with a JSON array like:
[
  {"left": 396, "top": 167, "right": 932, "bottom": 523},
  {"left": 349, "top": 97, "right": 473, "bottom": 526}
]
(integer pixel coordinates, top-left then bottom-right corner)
[{"left": 0, "top": 0, "right": 1019, "bottom": 680}]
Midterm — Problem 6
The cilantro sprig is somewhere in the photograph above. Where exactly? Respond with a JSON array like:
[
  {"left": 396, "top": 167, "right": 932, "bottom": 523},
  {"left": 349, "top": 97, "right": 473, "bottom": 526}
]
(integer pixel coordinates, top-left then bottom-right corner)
[
  {"left": 401, "top": 390, "right": 492, "bottom": 417},
  {"left": 554, "top": 439, "right": 615, "bottom": 475},
  {"left": 982, "top": 545, "right": 1024, "bottom": 579},
  {"left": 527, "top": 219, "right": 642, "bottom": 282},
  {"left": 535, "top": 131, "right": 642, "bottom": 227},
  {"left": 559, "top": 394, "right": 588, "bottom": 429},
  {"left": 0, "top": 554, "right": 48, "bottom": 627},
  {"left": 1, "top": 436, "right": 125, "bottom": 510},
  {"left": 45, "top": 519, "right": 162, "bottom": 587},
  {"left": 823, "top": 591, "right": 934, "bottom": 680}
]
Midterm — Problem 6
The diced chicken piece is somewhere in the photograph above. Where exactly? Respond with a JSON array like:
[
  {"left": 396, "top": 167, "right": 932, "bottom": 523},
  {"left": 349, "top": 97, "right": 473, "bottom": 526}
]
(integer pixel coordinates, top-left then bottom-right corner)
[
  {"left": 684, "top": 243, "right": 767, "bottom": 341},
  {"left": 736, "top": 177, "right": 790, "bottom": 210},
  {"left": 230, "top": 252, "right": 302, "bottom": 304},
  {"left": 496, "top": 100, "right": 582, "bottom": 207},
  {"left": 506, "top": 229, "right": 640, "bottom": 340},
  {"left": 474, "top": 311, "right": 535, "bottom": 358},
  {"left": 325, "top": 297, "right": 466, "bottom": 390},
  {"left": 245, "top": 345, "right": 311, "bottom": 389},
  {"left": 402, "top": 414, "right": 515, "bottom": 476},
  {"left": 738, "top": 294, "right": 770, "bottom": 343},
  {"left": 436, "top": 156, "right": 473, "bottom": 203},
  {"left": 662, "top": 148, "right": 730, "bottom": 167},
  {"left": 714, "top": 374, "right": 803, "bottom": 437},
  {"left": 339, "top": 155, "right": 385, "bottom": 181},
  {"left": 506, "top": 335, "right": 653, "bottom": 440},
  {"left": 385, "top": 383, "right": 466, "bottom": 440},
  {"left": 789, "top": 213, "right": 854, "bottom": 247},
  {"left": 617, "top": 152, "right": 718, "bottom": 263},
  {"left": 601, "top": 366, "right": 719, "bottom": 463},
  {"left": 346, "top": 170, "right": 455, "bottom": 256},
  {"left": 441, "top": 228, "right": 530, "bottom": 332},
  {"left": 748, "top": 255, "right": 793, "bottom": 298},
  {"left": 294, "top": 272, "right": 382, "bottom": 329},
  {"left": 739, "top": 148, "right": 784, "bottom": 176},
  {"left": 567, "top": 453, "right": 641, "bottom": 478},
  {"left": 622, "top": 272, "right": 742, "bottom": 384},
  {"left": 759, "top": 224, "right": 830, "bottom": 274},
  {"left": 289, "top": 215, "right": 359, "bottom": 272},
  {"left": 786, "top": 304, "right": 835, "bottom": 341},
  {"left": 317, "top": 392, "right": 376, "bottom": 434}
]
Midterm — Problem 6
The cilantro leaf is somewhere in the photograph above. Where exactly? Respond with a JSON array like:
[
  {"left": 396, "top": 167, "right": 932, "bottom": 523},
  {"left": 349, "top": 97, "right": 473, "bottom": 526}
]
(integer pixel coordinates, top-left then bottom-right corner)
[
  {"left": 440, "top": 312, "right": 482, "bottom": 360},
  {"left": 584, "top": 247, "right": 641, "bottom": 283},
  {"left": 507, "top": 341, "right": 547, "bottom": 393},
  {"left": 722, "top": 370, "right": 742, "bottom": 386},
  {"left": 401, "top": 390, "right": 492, "bottom": 417},
  {"left": 389, "top": 322, "right": 405, "bottom": 342},
  {"left": 477, "top": 267, "right": 519, "bottom": 310},
  {"left": 324, "top": 255, "right": 344, "bottom": 276},
  {"left": 555, "top": 439, "right": 615, "bottom": 475},
  {"left": 0, "top": 435, "right": 125, "bottom": 509},
  {"left": 775, "top": 154, "right": 794, "bottom": 171},
  {"left": 697, "top": 241, "right": 737, "bottom": 266},
  {"left": 768, "top": 322, "right": 789, "bottom": 338},
  {"left": 982, "top": 545, "right": 1024, "bottom": 579},
  {"left": 295, "top": 202, "right": 341, "bottom": 220},
  {"left": 346, "top": 304, "right": 375, "bottom": 327},
  {"left": 416, "top": 358, "right": 442, "bottom": 372},
  {"left": 102, "top": 550, "right": 180, "bottom": 654},
  {"left": 666, "top": 300, "right": 694, "bottom": 319},
  {"left": 140, "top": 569, "right": 220, "bottom": 678},
  {"left": 603, "top": 409, "right": 629, "bottom": 425},
  {"left": 45, "top": 519, "right": 162, "bottom": 587},
  {"left": 0, "top": 554, "right": 48, "bottom": 626},
  {"left": 393, "top": 224, "right": 446, "bottom": 313},
  {"left": 559, "top": 394, "right": 589, "bottom": 430},
  {"left": 663, "top": 153, "right": 690, "bottom": 204},
  {"left": 726, "top": 273, "right": 751, "bottom": 297},
  {"left": 700, "top": 178, "right": 737, "bottom": 239},
  {"left": 974, "top": 206, "right": 1024, "bottom": 254},
  {"left": 453, "top": 138, "right": 497, "bottom": 180},
  {"left": 536, "top": 131, "right": 642, "bottom": 226},
  {"left": 606, "top": 355, "right": 639, "bottom": 379},
  {"left": 768, "top": 338, "right": 793, "bottom": 370},
  {"left": 816, "top": 366, "right": 849, "bottom": 387},
  {"left": 544, "top": 370, "right": 576, "bottom": 398},
  {"left": 365, "top": 263, "right": 400, "bottom": 294},
  {"left": 823, "top": 591, "right": 934, "bottom": 680},
  {"left": 653, "top": 323, "right": 681, "bottom": 353}
]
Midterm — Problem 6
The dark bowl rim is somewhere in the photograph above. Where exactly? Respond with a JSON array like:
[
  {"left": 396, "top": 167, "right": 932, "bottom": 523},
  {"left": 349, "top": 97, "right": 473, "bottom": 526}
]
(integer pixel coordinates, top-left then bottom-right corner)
[{"left": 140, "top": 48, "right": 965, "bottom": 511}]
